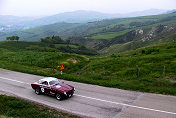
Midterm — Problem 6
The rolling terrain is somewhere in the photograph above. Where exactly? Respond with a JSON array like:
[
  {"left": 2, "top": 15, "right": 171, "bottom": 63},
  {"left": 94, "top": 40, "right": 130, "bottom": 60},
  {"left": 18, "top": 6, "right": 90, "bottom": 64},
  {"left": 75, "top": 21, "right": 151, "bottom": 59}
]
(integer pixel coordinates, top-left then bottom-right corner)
[
  {"left": 1, "top": 12, "right": 176, "bottom": 55},
  {"left": 0, "top": 9, "right": 167, "bottom": 32},
  {"left": 0, "top": 41, "right": 175, "bottom": 95},
  {"left": 0, "top": 10, "right": 176, "bottom": 118},
  {"left": 68, "top": 12, "right": 176, "bottom": 54},
  {"left": 1, "top": 11, "right": 175, "bottom": 40},
  {"left": 0, "top": 10, "right": 176, "bottom": 96}
]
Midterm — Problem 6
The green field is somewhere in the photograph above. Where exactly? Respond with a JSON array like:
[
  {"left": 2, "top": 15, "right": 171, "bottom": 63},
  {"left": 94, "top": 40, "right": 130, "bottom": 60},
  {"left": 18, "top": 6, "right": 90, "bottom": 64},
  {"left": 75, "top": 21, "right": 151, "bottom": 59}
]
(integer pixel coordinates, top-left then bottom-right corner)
[
  {"left": 91, "top": 30, "right": 129, "bottom": 40},
  {"left": 0, "top": 41, "right": 176, "bottom": 96}
]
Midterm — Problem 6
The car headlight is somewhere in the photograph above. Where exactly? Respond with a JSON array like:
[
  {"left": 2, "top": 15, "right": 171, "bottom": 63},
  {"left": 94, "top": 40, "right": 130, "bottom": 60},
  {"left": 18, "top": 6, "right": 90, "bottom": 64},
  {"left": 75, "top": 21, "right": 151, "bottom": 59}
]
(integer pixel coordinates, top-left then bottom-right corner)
[{"left": 64, "top": 92, "right": 67, "bottom": 95}]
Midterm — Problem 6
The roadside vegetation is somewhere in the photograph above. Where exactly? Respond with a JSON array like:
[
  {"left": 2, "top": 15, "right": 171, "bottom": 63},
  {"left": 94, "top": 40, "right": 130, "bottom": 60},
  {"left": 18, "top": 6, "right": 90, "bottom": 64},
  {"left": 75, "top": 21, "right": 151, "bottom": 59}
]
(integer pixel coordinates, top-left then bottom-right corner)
[
  {"left": 0, "top": 95, "right": 81, "bottom": 118},
  {"left": 0, "top": 41, "right": 176, "bottom": 95}
]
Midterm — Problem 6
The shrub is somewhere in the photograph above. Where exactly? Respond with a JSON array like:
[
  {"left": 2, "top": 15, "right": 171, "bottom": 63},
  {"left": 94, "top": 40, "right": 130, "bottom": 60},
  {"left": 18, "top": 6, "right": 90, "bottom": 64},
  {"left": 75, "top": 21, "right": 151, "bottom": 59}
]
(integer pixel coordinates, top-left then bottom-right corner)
[
  {"left": 141, "top": 48, "right": 160, "bottom": 55},
  {"left": 26, "top": 45, "right": 58, "bottom": 52}
]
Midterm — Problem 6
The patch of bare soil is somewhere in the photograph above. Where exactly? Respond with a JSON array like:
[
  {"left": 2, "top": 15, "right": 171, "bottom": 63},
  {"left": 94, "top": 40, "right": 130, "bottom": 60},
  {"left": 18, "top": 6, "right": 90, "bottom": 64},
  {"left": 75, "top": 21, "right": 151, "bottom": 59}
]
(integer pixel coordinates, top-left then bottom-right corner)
[{"left": 67, "top": 58, "right": 78, "bottom": 64}]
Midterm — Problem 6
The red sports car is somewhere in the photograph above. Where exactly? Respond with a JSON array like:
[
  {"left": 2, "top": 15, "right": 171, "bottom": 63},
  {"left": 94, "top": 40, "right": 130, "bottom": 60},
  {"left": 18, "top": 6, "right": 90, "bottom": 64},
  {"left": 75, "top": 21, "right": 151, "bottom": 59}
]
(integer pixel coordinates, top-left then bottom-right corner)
[{"left": 31, "top": 77, "right": 75, "bottom": 100}]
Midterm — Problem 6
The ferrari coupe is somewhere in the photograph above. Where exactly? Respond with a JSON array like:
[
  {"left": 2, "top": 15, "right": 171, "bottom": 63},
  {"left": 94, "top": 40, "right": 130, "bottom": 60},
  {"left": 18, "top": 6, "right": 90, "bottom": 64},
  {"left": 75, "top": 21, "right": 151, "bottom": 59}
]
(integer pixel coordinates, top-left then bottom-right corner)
[{"left": 31, "top": 77, "right": 75, "bottom": 100}]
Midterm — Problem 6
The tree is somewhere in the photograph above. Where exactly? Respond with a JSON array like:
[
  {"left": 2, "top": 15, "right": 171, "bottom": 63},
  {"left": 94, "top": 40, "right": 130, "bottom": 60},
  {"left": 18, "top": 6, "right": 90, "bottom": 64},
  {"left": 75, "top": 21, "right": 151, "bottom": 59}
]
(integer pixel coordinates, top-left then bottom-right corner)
[
  {"left": 11, "top": 36, "right": 15, "bottom": 41},
  {"left": 6, "top": 36, "right": 20, "bottom": 41},
  {"left": 52, "top": 35, "right": 55, "bottom": 39},
  {"left": 66, "top": 40, "right": 71, "bottom": 44},
  {"left": 15, "top": 36, "right": 19, "bottom": 41},
  {"left": 41, "top": 36, "right": 64, "bottom": 44},
  {"left": 6, "top": 37, "right": 10, "bottom": 40}
]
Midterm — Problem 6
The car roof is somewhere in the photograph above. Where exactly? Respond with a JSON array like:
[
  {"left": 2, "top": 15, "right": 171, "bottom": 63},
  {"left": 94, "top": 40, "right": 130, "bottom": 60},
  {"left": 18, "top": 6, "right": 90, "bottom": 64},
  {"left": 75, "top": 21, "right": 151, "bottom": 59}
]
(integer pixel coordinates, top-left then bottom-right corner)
[{"left": 39, "top": 77, "right": 58, "bottom": 82}]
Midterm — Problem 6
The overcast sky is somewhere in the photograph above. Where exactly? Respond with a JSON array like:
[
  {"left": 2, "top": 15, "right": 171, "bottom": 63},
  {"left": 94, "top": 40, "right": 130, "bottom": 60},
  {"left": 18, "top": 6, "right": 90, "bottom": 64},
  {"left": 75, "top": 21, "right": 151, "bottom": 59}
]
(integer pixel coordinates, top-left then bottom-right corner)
[{"left": 0, "top": 0, "right": 176, "bottom": 16}]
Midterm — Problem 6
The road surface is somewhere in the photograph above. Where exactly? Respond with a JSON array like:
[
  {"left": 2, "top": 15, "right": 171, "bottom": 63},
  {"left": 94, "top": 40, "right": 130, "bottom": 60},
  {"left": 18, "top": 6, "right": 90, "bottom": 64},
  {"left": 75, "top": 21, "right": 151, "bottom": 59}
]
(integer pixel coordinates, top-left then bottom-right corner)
[{"left": 0, "top": 68, "right": 176, "bottom": 118}]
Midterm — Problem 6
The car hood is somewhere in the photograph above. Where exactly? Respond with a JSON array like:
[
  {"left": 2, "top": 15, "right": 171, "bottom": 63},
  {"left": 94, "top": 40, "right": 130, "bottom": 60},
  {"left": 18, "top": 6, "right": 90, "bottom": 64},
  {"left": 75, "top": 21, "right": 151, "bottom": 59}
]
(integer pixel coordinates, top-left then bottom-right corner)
[{"left": 52, "top": 83, "right": 73, "bottom": 92}]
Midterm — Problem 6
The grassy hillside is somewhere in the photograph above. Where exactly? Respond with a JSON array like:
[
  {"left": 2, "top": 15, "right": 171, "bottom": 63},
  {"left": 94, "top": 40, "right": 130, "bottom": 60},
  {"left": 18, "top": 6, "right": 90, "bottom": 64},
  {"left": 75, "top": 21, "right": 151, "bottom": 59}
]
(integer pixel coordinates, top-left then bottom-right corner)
[
  {"left": 0, "top": 12, "right": 176, "bottom": 56},
  {"left": 71, "top": 24, "right": 176, "bottom": 55},
  {"left": 0, "top": 39, "right": 98, "bottom": 56},
  {"left": 89, "top": 13, "right": 176, "bottom": 39},
  {"left": 65, "top": 12, "right": 176, "bottom": 53},
  {"left": 0, "top": 22, "right": 80, "bottom": 41},
  {"left": 0, "top": 41, "right": 89, "bottom": 72},
  {"left": 100, "top": 27, "right": 176, "bottom": 55},
  {"left": 0, "top": 41, "right": 176, "bottom": 95},
  {"left": 1, "top": 12, "right": 176, "bottom": 42}
]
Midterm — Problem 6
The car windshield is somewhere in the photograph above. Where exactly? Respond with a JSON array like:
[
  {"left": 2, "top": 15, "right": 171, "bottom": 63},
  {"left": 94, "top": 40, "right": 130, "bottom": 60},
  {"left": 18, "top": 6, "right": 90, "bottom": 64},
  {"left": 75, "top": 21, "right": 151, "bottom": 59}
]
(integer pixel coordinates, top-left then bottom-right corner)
[{"left": 49, "top": 80, "right": 61, "bottom": 86}]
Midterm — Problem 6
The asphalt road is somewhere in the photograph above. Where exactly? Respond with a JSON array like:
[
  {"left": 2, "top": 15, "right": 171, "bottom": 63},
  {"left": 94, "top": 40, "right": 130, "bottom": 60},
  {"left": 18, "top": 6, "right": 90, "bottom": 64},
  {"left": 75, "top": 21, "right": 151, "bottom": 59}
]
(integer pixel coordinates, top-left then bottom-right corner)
[{"left": 0, "top": 68, "right": 176, "bottom": 118}]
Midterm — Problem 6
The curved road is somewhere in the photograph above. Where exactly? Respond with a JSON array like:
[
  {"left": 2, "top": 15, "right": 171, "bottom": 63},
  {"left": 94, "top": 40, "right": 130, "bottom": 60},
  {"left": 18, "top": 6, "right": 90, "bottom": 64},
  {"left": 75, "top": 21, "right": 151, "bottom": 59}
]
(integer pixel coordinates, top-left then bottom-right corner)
[{"left": 0, "top": 68, "right": 176, "bottom": 118}]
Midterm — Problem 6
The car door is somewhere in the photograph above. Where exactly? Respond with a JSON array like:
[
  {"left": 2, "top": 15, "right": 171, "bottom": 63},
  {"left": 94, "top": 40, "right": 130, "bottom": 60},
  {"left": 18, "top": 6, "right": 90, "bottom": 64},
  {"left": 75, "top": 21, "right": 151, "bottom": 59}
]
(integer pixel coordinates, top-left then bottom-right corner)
[{"left": 41, "top": 81, "right": 51, "bottom": 94}]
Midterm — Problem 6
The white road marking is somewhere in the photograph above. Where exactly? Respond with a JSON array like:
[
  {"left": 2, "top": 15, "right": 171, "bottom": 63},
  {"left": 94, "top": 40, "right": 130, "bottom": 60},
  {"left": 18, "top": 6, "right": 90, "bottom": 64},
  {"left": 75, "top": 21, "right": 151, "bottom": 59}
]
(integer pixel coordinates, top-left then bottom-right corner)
[
  {"left": 74, "top": 94, "right": 176, "bottom": 115},
  {"left": 0, "top": 76, "right": 176, "bottom": 115},
  {"left": 0, "top": 76, "right": 30, "bottom": 85}
]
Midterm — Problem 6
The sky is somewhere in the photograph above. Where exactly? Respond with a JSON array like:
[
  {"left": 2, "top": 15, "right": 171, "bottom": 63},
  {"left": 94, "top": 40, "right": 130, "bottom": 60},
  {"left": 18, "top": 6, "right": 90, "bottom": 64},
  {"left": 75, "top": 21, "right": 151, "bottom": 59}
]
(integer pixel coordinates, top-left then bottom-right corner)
[{"left": 0, "top": 0, "right": 176, "bottom": 16}]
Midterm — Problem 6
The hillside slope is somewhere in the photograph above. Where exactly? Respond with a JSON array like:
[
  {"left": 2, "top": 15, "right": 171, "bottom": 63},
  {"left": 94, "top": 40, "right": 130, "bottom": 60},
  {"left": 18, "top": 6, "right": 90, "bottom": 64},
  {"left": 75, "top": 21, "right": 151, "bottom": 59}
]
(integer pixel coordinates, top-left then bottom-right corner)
[
  {"left": 1, "top": 12, "right": 175, "bottom": 42},
  {"left": 0, "top": 41, "right": 175, "bottom": 95},
  {"left": 98, "top": 24, "right": 176, "bottom": 54},
  {"left": 68, "top": 12, "right": 176, "bottom": 54},
  {"left": 1, "top": 12, "right": 176, "bottom": 56},
  {"left": 0, "top": 22, "right": 80, "bottom": 41}
]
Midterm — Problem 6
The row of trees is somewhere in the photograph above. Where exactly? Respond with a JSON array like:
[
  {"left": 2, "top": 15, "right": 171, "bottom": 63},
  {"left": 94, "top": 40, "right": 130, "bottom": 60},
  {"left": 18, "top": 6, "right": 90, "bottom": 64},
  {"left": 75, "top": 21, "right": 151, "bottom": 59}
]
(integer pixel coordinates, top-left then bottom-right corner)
[{"left": 6, "top": 36, "right": 20, "bottom": 41}]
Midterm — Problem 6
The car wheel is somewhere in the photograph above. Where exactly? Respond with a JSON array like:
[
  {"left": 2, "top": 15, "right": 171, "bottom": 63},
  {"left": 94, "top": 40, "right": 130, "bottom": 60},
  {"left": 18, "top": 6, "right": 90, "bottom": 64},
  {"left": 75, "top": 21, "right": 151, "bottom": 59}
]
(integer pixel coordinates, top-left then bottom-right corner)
[
  {"left": 35, "top": 88, "right": 40, "bottom": 95},
  {"left": 56, "top": 93, "right": 62, "bottom": 100}
]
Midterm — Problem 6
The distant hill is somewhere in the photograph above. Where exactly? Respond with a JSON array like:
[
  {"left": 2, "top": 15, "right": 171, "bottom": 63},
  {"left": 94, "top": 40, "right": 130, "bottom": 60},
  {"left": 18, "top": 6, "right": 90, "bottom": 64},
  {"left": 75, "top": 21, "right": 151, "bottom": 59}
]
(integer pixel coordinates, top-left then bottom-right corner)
[
  {"left": 166, "top": 9, "right": 176, "bottom": 13},
  {"left": 0, "top": 15, "right": 40, "bottom": 31},
  {"left": 0, "top": 15, "right": 39, "bottom": 25},
  {"left": 31, "top": 10, "right": 112, "bottom": 25},
  {"left": 99, "top": 24, "right": 176, "bottom": 55},
  {"left": 33, "top": 9, "right": 167, "bottom": 25},
  {"left": 1, "top": 11, "right": 176, "bottom": 55},
  {"left": 1, "top": 12, "right": 175, "bottom": 40},
  {"left": 0, "top": 22, "right": 81, "bottom": 41},
  {"left": 0, "top": 10, "right": 112, "bottom": 32},
  {"left": 69, "top": 13, "right": 176, "bottom": 54},
  {"left": 120, "top": 9, "right": 167, "bottom": 17},
  {"left": 0, "top": 9, "right": 168, "bottom": 32}
]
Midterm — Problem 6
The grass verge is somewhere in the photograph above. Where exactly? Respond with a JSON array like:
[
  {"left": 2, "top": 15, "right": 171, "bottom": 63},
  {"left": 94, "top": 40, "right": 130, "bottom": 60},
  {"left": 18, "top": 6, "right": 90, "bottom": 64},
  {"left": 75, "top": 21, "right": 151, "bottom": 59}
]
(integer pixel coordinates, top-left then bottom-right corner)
[{"left": 0, "top": 95, "right": 81, "bottom": 118}]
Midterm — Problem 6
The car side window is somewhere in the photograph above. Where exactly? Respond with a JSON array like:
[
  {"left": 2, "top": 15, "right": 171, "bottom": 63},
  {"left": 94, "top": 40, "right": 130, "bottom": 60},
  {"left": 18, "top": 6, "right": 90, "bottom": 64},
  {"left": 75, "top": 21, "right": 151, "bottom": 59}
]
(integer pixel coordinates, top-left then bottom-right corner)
[{"left": 42, "top": 81, "right": 48, "bottom": 86}]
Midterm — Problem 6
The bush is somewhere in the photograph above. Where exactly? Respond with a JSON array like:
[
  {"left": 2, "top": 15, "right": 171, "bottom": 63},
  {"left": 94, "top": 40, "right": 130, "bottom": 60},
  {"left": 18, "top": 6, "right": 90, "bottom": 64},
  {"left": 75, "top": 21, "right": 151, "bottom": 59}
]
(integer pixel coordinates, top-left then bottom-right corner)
[
  {"left": 141, "top": 48, "right": 160, "bottom": 55},
  {"left": 26, "top": 45, "right": 58, "bottom": 52}
]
